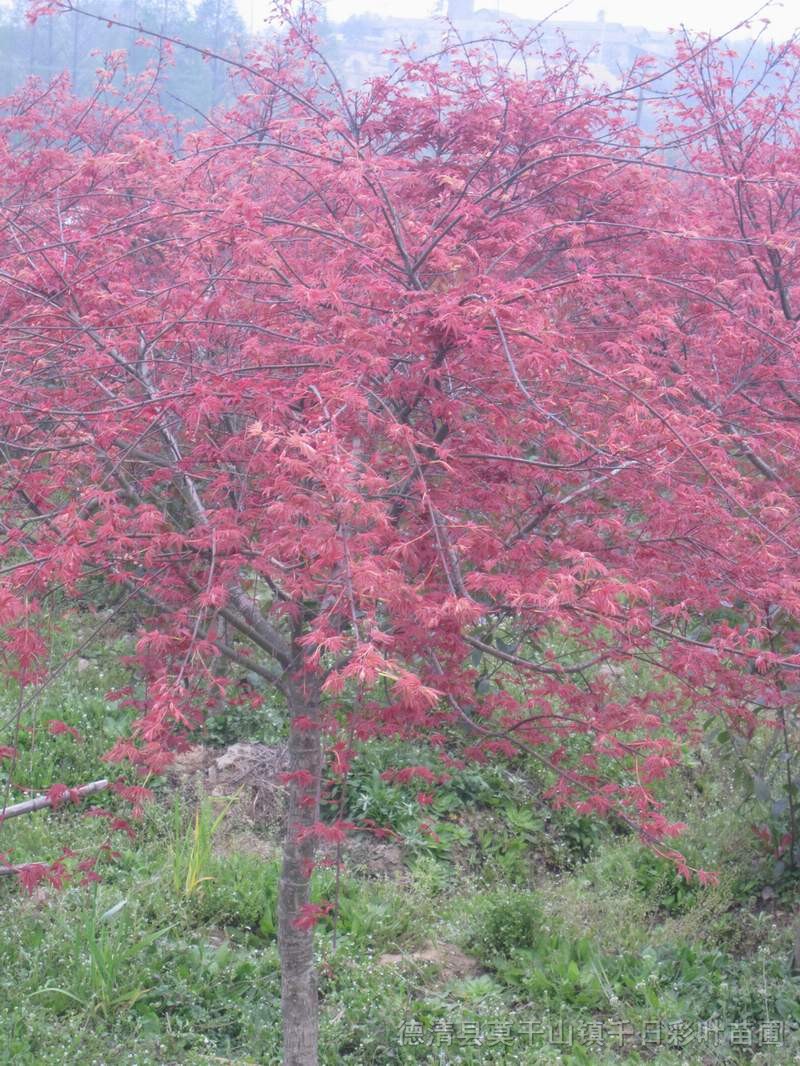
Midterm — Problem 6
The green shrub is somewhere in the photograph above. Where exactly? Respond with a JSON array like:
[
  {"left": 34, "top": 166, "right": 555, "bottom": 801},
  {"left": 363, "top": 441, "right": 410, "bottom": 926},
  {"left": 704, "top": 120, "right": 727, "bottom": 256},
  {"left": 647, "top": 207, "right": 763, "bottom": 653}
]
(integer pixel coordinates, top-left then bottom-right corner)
[
  {"left": 468, "top": 889, "right": 542, "bottom": 958},
  {"left": 495, "top": 933, "right": 608, "bottom": 1011}
]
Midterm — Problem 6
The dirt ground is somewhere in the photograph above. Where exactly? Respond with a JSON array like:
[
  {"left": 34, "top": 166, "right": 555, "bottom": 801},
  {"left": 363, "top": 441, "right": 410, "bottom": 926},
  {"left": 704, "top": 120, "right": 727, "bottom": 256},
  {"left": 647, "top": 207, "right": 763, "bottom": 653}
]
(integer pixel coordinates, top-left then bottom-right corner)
[{"left": 168, "top": 742, "right": 408, "bottom": 879}]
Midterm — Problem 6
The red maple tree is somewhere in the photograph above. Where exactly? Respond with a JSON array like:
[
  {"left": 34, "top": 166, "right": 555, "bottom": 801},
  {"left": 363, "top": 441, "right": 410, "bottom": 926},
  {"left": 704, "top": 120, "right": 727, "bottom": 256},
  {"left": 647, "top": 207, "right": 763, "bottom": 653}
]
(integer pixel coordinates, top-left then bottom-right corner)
[{"left": 2, "top": 7, "right": 800, "bottom": 1062}]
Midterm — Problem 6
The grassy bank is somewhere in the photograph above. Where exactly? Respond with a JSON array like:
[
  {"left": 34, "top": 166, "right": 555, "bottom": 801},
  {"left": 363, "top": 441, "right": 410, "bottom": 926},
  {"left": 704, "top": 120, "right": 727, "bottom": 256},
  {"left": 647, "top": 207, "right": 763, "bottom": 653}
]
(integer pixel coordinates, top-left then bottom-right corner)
[{"left": 1, "top": 653, "right": 798, "bottom": 1065}]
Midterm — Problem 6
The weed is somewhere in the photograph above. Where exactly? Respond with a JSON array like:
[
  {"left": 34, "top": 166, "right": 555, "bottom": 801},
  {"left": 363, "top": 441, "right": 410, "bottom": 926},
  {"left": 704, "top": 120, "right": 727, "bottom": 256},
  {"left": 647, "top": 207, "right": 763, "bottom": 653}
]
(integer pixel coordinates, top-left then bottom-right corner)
[
  {"left": 30, "top": 895, "right": 174, "bottom": 1018},
  {"left": 172, "top": 794, "right": 236, "bottom": 899}
]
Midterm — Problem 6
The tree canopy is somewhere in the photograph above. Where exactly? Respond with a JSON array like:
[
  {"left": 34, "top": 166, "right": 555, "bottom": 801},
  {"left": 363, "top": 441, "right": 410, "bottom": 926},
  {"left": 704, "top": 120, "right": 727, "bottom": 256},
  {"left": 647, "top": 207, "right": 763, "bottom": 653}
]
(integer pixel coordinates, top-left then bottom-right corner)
[{"left": 2, "top": 8, "right": 800, "bottom": 1062}]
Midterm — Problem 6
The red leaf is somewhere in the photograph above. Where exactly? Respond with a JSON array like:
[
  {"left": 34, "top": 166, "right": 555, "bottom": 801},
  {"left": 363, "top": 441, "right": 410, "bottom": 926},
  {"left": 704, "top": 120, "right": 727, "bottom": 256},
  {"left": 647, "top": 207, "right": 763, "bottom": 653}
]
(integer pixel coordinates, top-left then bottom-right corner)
[
  {"left": 47, "top": 719, "right": 82, "bottom": 741},
  {"left": 292, "top": 902, "right": 333, "bottom": 931},
  {"left": 46, "top": 783, "right": 71, "bottom": 809},
  {"left": 17, "top": 863, "right": 49, "bottom": 894}
]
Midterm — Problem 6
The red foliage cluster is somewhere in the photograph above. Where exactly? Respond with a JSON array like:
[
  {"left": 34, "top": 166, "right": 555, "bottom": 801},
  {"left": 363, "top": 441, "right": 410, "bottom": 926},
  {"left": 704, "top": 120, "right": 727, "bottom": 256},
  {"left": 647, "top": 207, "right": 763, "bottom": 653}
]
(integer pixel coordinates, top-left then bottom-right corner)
[{"left": 1, "top": 11, "right": 799, "bottom": 877}]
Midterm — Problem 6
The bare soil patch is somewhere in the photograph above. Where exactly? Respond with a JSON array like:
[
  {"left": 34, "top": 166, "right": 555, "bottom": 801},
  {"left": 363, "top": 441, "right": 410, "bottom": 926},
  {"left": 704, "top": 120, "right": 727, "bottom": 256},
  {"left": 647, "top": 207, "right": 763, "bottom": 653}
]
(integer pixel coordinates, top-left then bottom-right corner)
[{"left": 378, "top": 942, "right": 480, "bottom": 981}]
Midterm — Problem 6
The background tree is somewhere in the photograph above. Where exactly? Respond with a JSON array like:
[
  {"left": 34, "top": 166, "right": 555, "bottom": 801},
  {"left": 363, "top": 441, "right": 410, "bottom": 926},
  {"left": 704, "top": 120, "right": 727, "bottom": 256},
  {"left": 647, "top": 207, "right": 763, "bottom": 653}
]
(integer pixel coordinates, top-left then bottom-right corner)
[
  {"left": 0, "top": 0, "right": 241, "bottom": 114},
  {"left": 190, "top": 0, "right": 245, "bottom": 109}
]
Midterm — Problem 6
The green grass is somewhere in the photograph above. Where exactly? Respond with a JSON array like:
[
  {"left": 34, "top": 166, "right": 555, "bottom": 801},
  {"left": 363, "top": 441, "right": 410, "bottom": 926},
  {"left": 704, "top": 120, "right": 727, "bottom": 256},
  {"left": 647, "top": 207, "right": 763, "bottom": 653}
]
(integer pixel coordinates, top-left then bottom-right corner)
[{"left": 1, "top": 640, "right": 799, "bottom": 1064}]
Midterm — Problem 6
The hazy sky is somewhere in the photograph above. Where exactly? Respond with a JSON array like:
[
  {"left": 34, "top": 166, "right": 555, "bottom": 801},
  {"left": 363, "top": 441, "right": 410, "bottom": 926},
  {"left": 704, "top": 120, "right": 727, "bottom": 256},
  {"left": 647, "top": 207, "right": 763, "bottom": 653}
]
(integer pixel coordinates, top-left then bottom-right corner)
[{"left": 235, "top": 0, "right": 797, "bottom": 40}]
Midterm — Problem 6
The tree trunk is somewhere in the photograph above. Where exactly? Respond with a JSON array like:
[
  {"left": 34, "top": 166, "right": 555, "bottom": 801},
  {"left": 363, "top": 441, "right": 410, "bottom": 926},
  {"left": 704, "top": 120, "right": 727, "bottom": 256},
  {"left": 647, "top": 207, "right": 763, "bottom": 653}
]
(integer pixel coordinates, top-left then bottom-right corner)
[{"left": 278, "top": 671, "right": 322, "bottom": 1066}]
